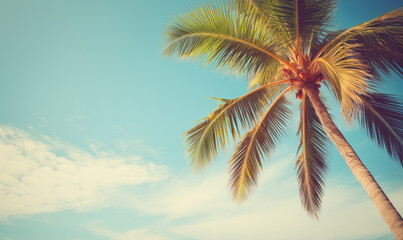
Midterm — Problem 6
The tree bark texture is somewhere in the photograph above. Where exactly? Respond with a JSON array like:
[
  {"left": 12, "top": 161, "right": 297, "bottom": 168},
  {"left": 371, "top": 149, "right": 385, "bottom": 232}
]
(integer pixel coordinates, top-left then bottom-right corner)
[{"left": 305, "top": 87, "right": 403, "bottom": 240}]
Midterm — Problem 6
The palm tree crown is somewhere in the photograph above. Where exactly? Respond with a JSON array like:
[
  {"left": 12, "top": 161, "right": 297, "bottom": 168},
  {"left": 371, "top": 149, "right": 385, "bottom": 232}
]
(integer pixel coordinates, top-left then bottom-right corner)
[{"left": 163, "top": 0, "right": 403, "bottom": 235}]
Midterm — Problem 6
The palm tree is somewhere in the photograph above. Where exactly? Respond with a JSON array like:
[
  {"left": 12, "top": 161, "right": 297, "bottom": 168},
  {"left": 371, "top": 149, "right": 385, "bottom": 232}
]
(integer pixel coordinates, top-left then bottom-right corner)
[{"left": 163, "top": 0, "right": 403, "bottom": 238}]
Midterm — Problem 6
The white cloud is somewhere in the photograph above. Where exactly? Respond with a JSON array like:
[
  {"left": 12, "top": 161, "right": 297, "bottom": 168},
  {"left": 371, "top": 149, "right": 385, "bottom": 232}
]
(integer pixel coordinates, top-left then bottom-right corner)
[
  {"left": 169, "top": 183, "right": 403, "bottom": 240},
  {"left": 88, "top": 225, "right": 167, "bottom": 240},
  {"left": 0, "top": 125, "right": 168, "bottom": 219},
  {"left": 129, "top": 159, "right": 292, "bottom": 220},
  {"left": 4, "top": 125, "right": 399, "bottom": 240},
  {"left": 116, "top": 156, "right": 402, "bottom": 240}
]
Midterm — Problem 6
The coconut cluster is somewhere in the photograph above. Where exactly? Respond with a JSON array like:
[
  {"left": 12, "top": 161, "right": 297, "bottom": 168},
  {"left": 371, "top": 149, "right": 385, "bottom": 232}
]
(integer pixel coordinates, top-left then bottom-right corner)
[{"left": 280, "top": 58, "right": 324, "bottom": 99}]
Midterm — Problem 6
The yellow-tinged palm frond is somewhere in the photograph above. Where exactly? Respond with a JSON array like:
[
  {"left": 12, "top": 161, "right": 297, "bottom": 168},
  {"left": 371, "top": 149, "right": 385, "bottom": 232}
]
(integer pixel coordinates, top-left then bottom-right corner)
[
  {"left": 228, "top": 87, "right": 292, "bottom": 200},
  {"left": 314, "top": 8, "right": 403, "bottom": 77},
  {"left": 234, "top": 0, "right": 337, "bottom": 53},
  {"left": 296, "top": 92, "right": 330, "bottom": 217},
  {"left": 163, "top": 1, "right": 291, "bottom": 85},
  {"left": 186, "top": 81, "right": 288, "bottom": 170},
  {"left": 312, "top": 44, "right": 371, "bottom": 121},
  {"left": 355, "top": 93, "right": 403, "bottom": 166}
]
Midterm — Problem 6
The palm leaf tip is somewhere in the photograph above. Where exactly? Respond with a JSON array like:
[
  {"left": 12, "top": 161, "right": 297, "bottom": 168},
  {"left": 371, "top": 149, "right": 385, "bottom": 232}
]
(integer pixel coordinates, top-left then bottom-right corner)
[
  {"left": 315, "top": 7, "right": 403, "bottom": 78},
  {"left": 228, "top": 89, "right": 292, "bottom": 201},
  {"left": 296, "top": 94, "right": 330, "bottom": 216},
  {"left": 356, "top": 93, "right": 403, "bottom": 166}
]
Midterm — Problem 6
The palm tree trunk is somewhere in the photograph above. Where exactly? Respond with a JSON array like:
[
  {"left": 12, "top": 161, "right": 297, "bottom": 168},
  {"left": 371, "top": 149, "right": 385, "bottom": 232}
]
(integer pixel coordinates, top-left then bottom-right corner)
[{"left": 305, "top": 87, "right": 403, "bottom": 239}]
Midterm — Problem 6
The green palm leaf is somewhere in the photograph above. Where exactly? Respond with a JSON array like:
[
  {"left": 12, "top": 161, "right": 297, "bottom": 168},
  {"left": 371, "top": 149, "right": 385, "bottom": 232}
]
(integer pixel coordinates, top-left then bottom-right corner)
[
  {"left": 228, "top": 87, "right": 292, "bottom": 200},
  {"left": 356, "top": 93, "right": 403, "bottom": 166},
  {"left": 186, "top": 81, "right": 288, "bottom": 170},
  {"left": 234, "top": 0, "right": 337, "bottom": 53},
  {"left": 163, "top": 1, "right": 292, "bottom": 85},
  {"left": 296, "top": 92, "right": 330, "bottom": 217},
  {"left": 314, "top": 8, "right": 403, "bottom": 77},
  {"left": 312, "top": 43, "right": 371, "bottom": 121}
]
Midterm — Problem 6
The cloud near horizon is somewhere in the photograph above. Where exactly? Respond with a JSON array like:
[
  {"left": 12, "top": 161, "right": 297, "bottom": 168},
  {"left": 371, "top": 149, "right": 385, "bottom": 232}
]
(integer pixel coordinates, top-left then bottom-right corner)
[
  {"left": 1, "top": 125, "right": 402, "bottom": 240},
  {"left": 93, "top": 157, "right": 403, "bottom": 240},
  {"left": 0, "top": 125, "right": 168, "bottom": 219}
]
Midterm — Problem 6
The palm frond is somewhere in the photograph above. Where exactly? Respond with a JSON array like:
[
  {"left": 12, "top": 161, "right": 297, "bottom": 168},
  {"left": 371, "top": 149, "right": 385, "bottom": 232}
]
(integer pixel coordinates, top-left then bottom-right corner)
[
  {"left": 356, "top": 93, "right": 403, "bottom": 166},
  {"left": 312, "top": 43, "right": 371, "bottom": 121},
  {"left": 310, "top": 29, "right": 345, "bottom": 57},
  {"left": 186, "top": 81, "right": 288, "bottom": 170},
  {"left": 247, "top": 69, "right": 280, "bottom": 89},
  {"left": 314, "top": 8, "right": 403, "bottom": 77},
  {"left": 163, "top": 1, "right": 293, "bottom": 84},
  {"left": 228, "top": 87, "right": 292, "bottom": 200},
  {"left": 296, "top": 92, "right": 330, "bottom": 217},
  {"left": 234, "top": 0, "right": 337, "bottom": 52}
]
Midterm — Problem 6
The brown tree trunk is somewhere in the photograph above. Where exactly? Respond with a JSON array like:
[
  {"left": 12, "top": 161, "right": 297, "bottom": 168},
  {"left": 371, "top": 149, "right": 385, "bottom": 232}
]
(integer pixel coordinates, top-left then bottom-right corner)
[{"left": 305, "top": 87, "right": 403, "bottom": 240}]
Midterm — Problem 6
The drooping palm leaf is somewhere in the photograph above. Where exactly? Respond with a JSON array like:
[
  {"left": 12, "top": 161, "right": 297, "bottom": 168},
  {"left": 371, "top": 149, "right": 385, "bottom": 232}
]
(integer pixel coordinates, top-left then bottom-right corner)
[
  {"left": 163, "top": 1, "right": 293, "bottom": 85},
  {"left": 234, "top": 0, "right": 337, "bottom": 53},
  {"left": 314, "top": 8, "right": 403, "bottom": 77},
  {"left": 228, "top": 87, "right": 292, "bottom": 200},
  {"left": 186, "top": 81, "right": 288, "bottom": 170},
  {"left": 356, "top": 93, "right": 403, "bottom": 166},
  {"left": 296, "top": 92, "right": 330, "bottom": 217},
  {"left": 312, "top": 43, "right": 371, "bottom": 121}
]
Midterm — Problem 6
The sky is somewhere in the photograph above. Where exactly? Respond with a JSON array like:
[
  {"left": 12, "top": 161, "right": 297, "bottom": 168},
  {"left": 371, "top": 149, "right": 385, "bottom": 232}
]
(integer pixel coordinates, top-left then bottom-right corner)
[{"left": 0, "top": 0, "right": 402, "bottom": 239}]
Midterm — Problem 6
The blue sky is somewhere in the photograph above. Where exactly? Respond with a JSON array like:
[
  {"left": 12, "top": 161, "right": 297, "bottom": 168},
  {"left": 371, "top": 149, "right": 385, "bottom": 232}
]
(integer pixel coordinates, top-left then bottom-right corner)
[{"left": 0, "top": 0, "right": 402, "bottom": 239}]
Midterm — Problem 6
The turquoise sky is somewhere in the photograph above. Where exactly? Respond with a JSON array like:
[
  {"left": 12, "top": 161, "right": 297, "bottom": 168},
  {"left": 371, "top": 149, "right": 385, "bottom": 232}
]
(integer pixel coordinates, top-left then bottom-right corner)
[{"left": 0, "top": 1, "right": 402, "bottom": 240}]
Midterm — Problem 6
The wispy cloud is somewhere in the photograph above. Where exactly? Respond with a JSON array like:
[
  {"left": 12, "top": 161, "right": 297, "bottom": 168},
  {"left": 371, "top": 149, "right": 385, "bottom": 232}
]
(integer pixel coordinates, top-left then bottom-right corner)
[
  {"left": 129, "top": 159, "right": 292, "bottom": 220},
  {"left": 88, "top": 225, "right": 167, "bottom": 240},
  {"left": 168, "top": 182, "right": 402, "bottom": 240},
  {"left": 96, "top": 155, "right": 402, "bottom": 240},
  {"left": 2, "top": 125, "right": 400, "bottom": 240},
  {"left": 0, "top": 125, "right": 168, "bottom": 219}
]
